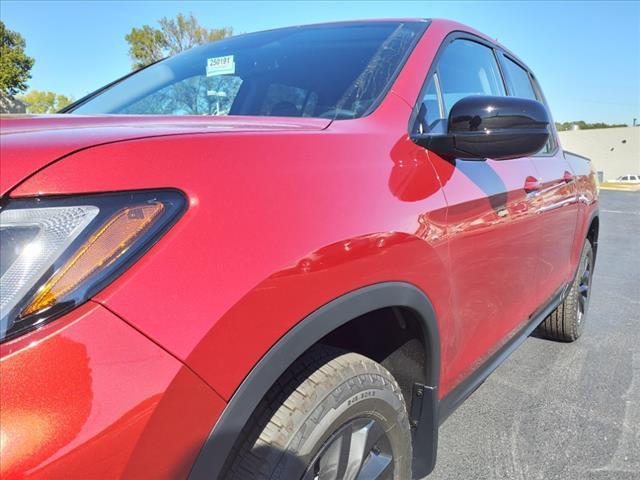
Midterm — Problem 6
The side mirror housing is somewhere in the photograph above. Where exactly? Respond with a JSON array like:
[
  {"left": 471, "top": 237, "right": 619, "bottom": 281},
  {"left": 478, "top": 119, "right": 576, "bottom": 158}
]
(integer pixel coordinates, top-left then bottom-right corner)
[{"left": 412, "top": 95, "right": 550, "bottom": 160}]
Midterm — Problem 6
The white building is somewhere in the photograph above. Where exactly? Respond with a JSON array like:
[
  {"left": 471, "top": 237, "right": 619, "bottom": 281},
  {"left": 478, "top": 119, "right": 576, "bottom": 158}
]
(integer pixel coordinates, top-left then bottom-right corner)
[{"left": 558, "top": 126, "right": 639, "bottom": 182}]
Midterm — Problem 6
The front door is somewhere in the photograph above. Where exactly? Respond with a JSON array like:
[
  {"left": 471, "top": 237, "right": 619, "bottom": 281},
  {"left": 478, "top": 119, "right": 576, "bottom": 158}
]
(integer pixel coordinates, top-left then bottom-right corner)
[{"left": 414, "top": 37, "right": 544, "bottom": 393}]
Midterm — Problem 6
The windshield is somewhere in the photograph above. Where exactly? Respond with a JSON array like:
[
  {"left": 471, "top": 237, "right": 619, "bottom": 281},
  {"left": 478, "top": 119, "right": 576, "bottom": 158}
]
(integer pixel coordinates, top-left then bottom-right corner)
[{"left": 69, "top": 21, "right": 426, "bottom": 119}]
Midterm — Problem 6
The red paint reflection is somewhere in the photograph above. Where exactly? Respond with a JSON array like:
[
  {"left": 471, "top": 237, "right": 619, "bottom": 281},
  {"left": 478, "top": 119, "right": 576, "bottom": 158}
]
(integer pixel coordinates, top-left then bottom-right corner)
[
  {"left": 388, "top": 136, "right": 454, "bottom": 202},
  {"left": 1, "top": 338, "right": 92, "bottom": 477}
]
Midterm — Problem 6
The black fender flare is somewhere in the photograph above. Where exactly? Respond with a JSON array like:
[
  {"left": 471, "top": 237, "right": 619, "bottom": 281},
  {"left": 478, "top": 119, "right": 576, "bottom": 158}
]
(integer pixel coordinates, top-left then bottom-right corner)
[
  {"left": 586, "top": 207, "right": 600, "bottom": 263},
  {"left": 189, "top": 281, "right": 441, "bottom": 479}
]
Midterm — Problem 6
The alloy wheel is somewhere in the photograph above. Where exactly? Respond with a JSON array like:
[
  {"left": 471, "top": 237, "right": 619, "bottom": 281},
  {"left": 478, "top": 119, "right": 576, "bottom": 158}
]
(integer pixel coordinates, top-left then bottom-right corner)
[
  {"left": 302, "top": 417, "right": 394, "bottom": 480},
  {"left": 577, "top": 253, "right": 593, "bottom": 323}
]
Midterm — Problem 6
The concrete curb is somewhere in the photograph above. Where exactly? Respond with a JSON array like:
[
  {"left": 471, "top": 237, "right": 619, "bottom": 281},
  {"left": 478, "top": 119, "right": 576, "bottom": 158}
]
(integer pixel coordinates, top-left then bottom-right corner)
[{"left": 599, "top": 185, "right": 640, "bottom": 192}]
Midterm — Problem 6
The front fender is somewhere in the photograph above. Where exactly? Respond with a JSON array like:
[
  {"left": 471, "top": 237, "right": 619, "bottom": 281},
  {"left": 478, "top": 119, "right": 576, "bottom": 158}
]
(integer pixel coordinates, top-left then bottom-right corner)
[
  {"left": 188, "top": 281, "right": 441, "bottom": 479},
  {"left": 184, "top": 231, "right": 449, "bottom": 399}
]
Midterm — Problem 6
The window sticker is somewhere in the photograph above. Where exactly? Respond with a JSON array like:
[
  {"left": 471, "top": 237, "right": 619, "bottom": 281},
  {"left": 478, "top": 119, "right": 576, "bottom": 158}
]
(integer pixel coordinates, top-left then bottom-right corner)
[{"left": 206, "top": 55, "right": 235, "bottom": 76}]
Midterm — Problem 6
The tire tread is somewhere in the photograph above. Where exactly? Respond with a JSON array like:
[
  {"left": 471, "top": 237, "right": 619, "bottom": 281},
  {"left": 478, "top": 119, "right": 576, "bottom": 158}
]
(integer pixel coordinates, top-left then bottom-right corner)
[
  {"left": 221, "top": 345, "right": 409, "bottom": 479},
  {"left": 536, "top": 240, "right": 593, "bottom": 342}
]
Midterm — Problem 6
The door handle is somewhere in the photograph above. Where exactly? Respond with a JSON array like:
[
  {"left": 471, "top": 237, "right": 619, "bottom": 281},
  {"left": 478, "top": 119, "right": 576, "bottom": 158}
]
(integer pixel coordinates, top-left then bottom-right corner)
[
  {"left": 524, "top": 176, "right": 542, "bottom": 193},
  {"left": 563, "top": 171, "right": 575, "bottom": 183}
]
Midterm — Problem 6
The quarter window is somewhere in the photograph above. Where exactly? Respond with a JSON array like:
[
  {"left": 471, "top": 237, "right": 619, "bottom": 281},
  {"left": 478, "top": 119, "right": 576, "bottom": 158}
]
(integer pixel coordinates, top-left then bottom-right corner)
[{"left": 415, "top": 75, "right": 445, "bottom": 134}]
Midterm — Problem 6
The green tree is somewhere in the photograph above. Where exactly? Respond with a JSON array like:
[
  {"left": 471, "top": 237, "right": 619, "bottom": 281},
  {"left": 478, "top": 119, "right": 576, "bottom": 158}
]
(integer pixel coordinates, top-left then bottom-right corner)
[
  {"left": 555, "top": 121, "right": 628, "bottom": 131},
  {"left": 18, "top": 90, "right": 73, "bottom": 113},
  {"left": 0, "top": 21, "right": 35, "bottom": 96},
  {"left": 125, "top": 13, "right": 232, "bottom": 69}
]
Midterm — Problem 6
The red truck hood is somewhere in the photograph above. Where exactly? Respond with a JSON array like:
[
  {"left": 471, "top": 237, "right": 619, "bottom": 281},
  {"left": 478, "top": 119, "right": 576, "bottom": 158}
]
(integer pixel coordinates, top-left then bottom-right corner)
[{"left": 0, "top": 115, "right": 331, "bottom": 195}]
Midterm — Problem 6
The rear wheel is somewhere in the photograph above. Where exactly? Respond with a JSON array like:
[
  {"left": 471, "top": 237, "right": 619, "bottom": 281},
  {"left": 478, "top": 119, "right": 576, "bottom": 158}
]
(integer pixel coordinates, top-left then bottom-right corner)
[
  {"left": 221, "top": 345, "right": 412, "bottom": 480},
  {"left": 537, "top": 239, "right": 594, "bottom": 342}
]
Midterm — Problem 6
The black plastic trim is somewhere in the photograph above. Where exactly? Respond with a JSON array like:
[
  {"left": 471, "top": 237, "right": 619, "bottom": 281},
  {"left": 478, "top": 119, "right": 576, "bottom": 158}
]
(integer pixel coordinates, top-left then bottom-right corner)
[
  {"left": 585, "top": 208, "right": 600, "bottom": 267},
  {"left": 411, "top": 95, "right": 551, "bottom": 161},
  {"left": 411, "top": 383, "right": 438, "bottom": 476},
  {"left": 188, "top": 282, "right": 440, "bottom": 480}
]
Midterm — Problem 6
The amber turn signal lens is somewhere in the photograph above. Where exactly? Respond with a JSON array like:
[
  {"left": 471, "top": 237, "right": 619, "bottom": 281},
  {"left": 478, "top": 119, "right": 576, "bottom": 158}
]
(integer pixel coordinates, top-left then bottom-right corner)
[{"left": 21, "top": 203, "right": 164, "bottom": 317}]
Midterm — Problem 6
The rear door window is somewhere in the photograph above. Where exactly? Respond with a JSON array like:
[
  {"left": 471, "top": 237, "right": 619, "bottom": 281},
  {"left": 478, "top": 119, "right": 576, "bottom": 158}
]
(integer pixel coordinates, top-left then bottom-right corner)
[
  {"left": 501, "top": 56, "right": 537, "bottom": 100},
  {"left": 500, "top": 55, "right": 557, "bottom": 155}
]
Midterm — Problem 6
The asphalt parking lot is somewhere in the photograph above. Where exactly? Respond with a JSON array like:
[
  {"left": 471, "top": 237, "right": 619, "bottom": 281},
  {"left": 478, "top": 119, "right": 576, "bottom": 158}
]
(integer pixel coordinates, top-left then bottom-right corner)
[{"left": 428, "top": 189, "right": 640, "bottom": 480}]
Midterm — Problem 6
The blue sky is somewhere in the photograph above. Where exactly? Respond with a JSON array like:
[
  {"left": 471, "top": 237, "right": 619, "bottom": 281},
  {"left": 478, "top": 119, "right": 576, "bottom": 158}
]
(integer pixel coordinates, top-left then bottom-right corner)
[{"left": 2, "top": 0, "right": 639, "bottom": 124}]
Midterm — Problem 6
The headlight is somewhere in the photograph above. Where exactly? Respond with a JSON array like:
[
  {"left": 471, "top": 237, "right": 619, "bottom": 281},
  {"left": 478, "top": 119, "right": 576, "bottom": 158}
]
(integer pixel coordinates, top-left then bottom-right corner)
[{"left": 0, "top": 190, "right": 186, "bottom": 343}]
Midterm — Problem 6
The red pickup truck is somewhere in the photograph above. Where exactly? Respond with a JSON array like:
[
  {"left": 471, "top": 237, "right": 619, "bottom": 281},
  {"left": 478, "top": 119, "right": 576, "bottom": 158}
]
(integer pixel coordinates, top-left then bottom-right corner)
[{"left": 0, "top": 19, "right": 599, "bottom": 479}]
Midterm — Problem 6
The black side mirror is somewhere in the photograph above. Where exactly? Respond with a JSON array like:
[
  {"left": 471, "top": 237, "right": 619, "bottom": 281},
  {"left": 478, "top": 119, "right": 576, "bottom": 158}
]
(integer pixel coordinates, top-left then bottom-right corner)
[{"left": 411, "top": 95, "right": 550, "bottom": 160}]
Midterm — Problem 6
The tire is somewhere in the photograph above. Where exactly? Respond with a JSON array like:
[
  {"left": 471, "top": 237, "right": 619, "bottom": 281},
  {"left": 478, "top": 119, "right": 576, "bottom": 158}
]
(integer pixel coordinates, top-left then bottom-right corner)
[
  {"left": 221, "top": 345, "right": 412, "bottom": 480},
  {"left": 536, "top": 239, "right": 594, "bottom": 342}
]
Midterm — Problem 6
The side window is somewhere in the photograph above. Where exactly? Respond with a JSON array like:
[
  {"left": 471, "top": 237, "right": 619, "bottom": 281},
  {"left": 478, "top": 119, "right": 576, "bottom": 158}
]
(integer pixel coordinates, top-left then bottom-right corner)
[
  {"left": 501, "top": 56, "right": 537, "bottom": 100},
  {"left": 437, "top": 40, "right": 506, "bottom": 115},
  {"left": 416, "top": 39, "right": 505, "bottom": 133}
]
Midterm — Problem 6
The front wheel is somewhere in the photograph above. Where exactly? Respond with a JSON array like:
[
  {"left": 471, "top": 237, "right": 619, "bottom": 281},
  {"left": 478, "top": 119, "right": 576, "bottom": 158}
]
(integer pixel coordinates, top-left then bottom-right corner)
[
  {"left": 537, "top": 239, "right": 594, "bottom": 342},
  {"left": 221, "top": 346, "right": 412, "bottom": 480}
]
